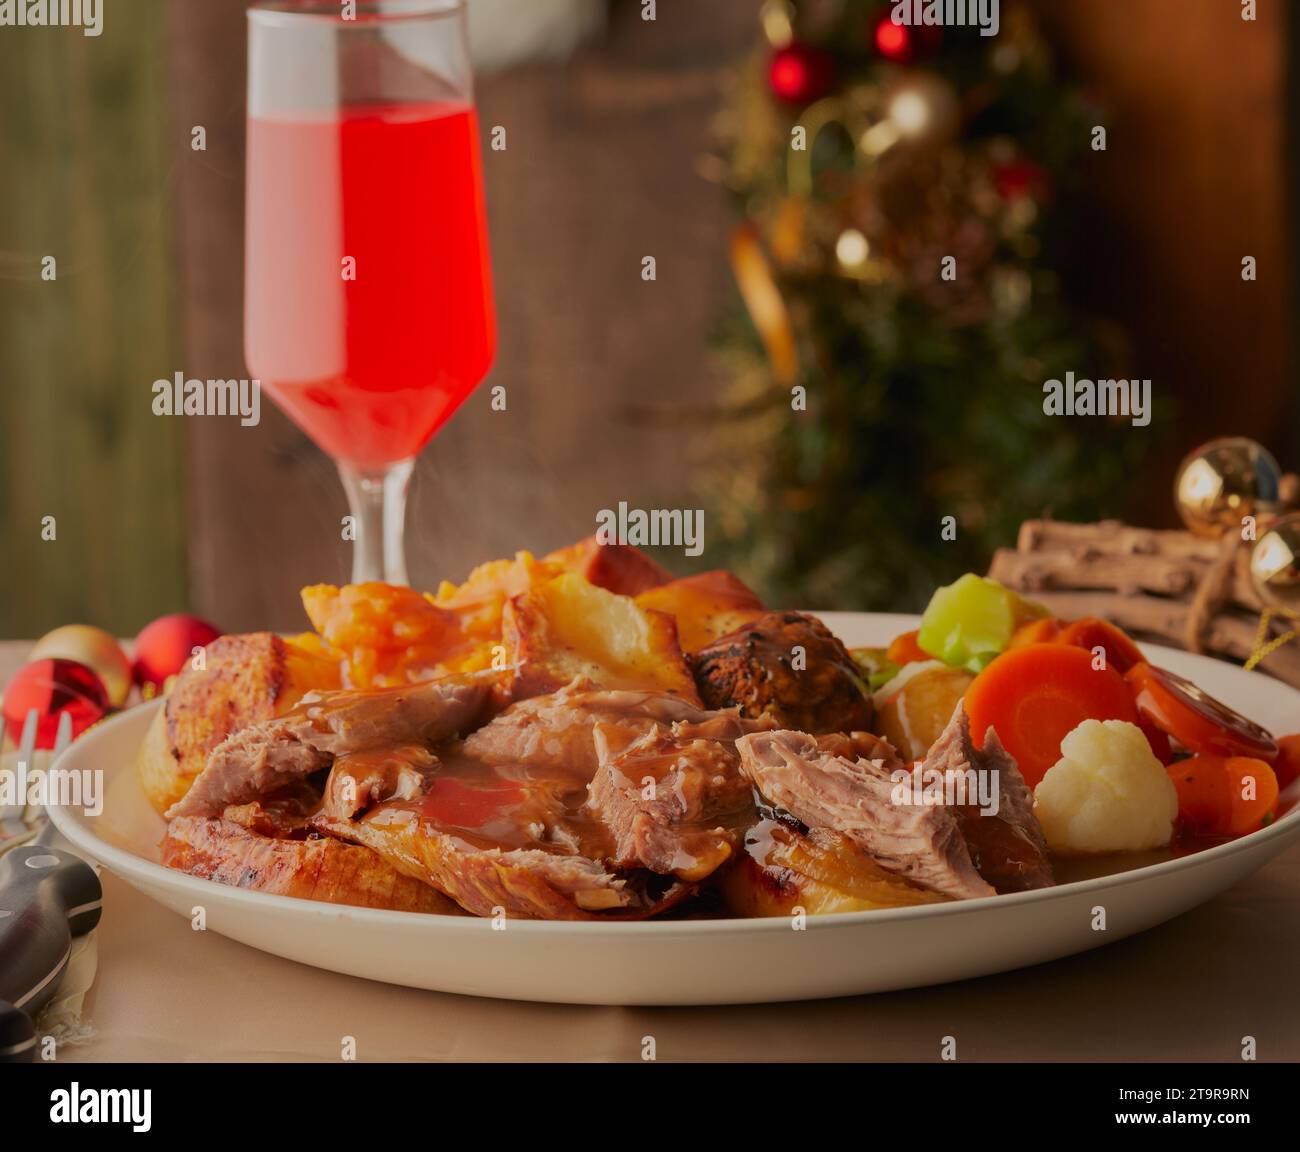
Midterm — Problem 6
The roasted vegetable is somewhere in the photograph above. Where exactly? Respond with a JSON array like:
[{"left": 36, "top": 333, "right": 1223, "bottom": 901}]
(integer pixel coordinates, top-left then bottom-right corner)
[
  {"left": 874, "top": 662, "right": 974, "bottom": 762},
  {"left": 721, "top": 816, "right": 949, "bottom": 916},
  {"left": 634, "top": 570, "right": 765, "bottom": 654},
  {"left": 136, "top": 632, "right": 341, "bottom": 815},
  {"left": 502, "top": 572, "right": 699, "bottom": 702},
  {"left": 543, "top": 536, "right": 671, "bottom": 597}
]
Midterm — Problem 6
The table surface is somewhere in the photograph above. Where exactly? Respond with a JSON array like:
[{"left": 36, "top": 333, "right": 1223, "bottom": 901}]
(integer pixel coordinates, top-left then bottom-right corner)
[{"left": 6, "top": 642, "right": 1298, "bottom": 1062}]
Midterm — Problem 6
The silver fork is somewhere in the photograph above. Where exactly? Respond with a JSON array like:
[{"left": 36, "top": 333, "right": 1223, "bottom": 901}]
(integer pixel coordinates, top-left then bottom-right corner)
[
  {"left": 35, "top": 712, "right": 77, "bottom": 850},
  {"left": 0, "top": 710, "right": 73, "bottom": 844},
  {"left": 0, "top": 709, "right": 39, "bottom": 841}
]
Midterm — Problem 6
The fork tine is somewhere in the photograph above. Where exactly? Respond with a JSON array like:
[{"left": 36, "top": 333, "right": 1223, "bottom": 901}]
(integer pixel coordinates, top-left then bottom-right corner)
[
  {"left": 53, "top": 711, "right": 73, "bottom": 758},
  {"left": 0, "top": 712, "right": 6, "bottom": 751},
  {"left": 17, "top": 708, "right": 39, "bottom": 768}
]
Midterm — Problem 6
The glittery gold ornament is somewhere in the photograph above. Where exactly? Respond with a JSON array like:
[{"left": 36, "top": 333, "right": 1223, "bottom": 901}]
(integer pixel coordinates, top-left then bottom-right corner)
[
  {"left": 1250, "top": 513, "right": 1300, "bottom": 614},
  {"left": 1173, "top": 437, "right": 1282, "bottom": 538}
]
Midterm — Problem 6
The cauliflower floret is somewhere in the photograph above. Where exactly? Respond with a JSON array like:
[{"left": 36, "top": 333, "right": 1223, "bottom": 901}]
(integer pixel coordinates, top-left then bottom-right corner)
[{"left": 1033, "top": 719, "right": 1178, "bottom": 855}]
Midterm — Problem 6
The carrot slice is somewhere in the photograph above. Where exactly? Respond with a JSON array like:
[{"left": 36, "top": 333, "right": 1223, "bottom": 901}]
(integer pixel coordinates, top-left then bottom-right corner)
[
  {"left": 1274, "top": 735, "right": 1300, "bottom": 790},
  {"left": 1008, "top": 617, "right": 1064, "bottom": 648},
  {"left": 1055, "top": 617, "right": 1145, "bottom": 674},
  {"left": 886, "top": 629, "right": 930, "bottom": 666},
  {"left": 1224, "top": 757, "right": 1278, "bottom": 834},
  {"left": 1135, "top": 713, "right": 1174, "bottom": 764},
  {"left": 1126, "top": 663, "right": 1277, "bottom": 760},
  {"left": 965, "top": 644, "right": 1138, "bottom": 788},
  {"left": 1167, "top": 755, "right": 1279, "bottom": 838}
]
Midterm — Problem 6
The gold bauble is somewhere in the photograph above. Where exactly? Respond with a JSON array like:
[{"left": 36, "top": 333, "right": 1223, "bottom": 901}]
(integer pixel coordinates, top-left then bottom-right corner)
[
  {"left": 1250, "top": 513, "right": 1300, "bottom": 614},
  {"left": 30, "top": 624, "right": 132, "bottom": 708},
  {"left": 1173, "top": 437, "right": 1282, "bottom": 537}
]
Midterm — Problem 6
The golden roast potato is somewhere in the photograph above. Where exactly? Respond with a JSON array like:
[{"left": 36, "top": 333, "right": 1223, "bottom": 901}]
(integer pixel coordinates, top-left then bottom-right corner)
[{"left": 136, "top": 632, "right": 341, "bottom": 815}]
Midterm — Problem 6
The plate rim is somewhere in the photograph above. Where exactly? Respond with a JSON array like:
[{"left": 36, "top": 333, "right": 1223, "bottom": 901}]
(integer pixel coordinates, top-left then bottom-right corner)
[{"left": 48, "top": 613, "right": 1300, "bottom": 938}]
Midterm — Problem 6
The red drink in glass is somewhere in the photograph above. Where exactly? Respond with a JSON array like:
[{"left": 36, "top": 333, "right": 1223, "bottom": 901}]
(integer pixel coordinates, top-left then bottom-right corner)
[{"left": 245, "top": 102, "right": 495, "bottom": 467}]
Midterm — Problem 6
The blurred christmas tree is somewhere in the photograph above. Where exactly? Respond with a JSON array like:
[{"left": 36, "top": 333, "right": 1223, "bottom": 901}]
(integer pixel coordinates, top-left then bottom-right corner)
[{"left": 705, "top": 0, "right": 1154, "bottom": 611}]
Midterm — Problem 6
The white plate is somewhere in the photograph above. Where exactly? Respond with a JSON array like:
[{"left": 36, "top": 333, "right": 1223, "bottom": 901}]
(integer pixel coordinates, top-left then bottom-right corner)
[{"left": 49, "top": 612, "right": 1300, "bottom": 1005}]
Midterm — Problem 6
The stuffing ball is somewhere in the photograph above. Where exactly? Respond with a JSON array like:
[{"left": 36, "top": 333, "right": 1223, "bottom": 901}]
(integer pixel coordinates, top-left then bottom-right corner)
[
  {"left": 690, "top": 611, "right": 873, "bottom": 734},
  {"left": 1034, "top": 719, "right": 1178, "bottom": 854}
]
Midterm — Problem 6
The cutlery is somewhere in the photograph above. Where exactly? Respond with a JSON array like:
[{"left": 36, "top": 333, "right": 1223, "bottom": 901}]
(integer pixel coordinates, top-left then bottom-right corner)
[
  {"left": 0, "top": 712, "right": 100, "bottom": 1062},
  {"left": 0, "top": 708, "right": 39, "bottom": 841}
]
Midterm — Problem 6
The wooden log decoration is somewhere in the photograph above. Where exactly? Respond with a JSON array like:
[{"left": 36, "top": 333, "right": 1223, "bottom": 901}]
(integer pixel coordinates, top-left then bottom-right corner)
[{"left": 987, "top": 518, "right": 1300, "bottom": 689}]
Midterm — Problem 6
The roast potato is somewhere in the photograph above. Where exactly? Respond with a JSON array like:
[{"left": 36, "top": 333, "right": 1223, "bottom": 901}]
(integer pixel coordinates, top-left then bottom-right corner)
[
  {"left": 162, "top": 814, "right": 462, "bottom": 914},
  {"left": 691, "top": 611, "right": 873, "bottom": 733},
  {"left": 136, "top": 632, "right": 341, "bottom": 815},
  {"left": 721, "top": 818, "right": 949, "bottom": 916},
  {"left": 873, "top": 662, "right": 973, "bottom": 761},
  {"left": 502, "top": 572, "right": 699, "bottom": 702},
  {"left": 543, "top": 536, "right": 671, "bottom": 597},
  {"left": 634, "top": 570, "right": 766, "bottom": 654}
]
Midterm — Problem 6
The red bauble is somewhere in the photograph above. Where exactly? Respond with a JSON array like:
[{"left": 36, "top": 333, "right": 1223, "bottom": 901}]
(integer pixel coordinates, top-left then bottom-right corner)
[
  {"left": 873, "top": 11, "right": 942, "bottom": 62},
  {"left": 994, "top": 158, "right": 1049, "bottom": 202},
  {"left": 3, "top": 658, "right": 109, "bottom": 749},
  {"left": 768, "top": 42, "right": 835, "bottom": 104},
  {"left": 133, "top": 613, "right": 222, "bottom": 689},
  {"left": 875, "top": 14, "right": 911, "bottom": 59}
]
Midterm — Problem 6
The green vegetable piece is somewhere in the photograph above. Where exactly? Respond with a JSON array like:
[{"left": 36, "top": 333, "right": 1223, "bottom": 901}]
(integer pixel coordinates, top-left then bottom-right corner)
[
  {"left": 850, "top": 647, "right": 901, "bottom": 691},
  {"left": 918, "top": 573, "right": 1019, "bottom": 674}
]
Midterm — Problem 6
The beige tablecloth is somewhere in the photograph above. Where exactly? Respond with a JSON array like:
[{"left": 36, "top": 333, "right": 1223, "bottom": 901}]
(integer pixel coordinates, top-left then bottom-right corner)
[{"left": 5, "top": 643, "right": 1298, "bottom": 1062}]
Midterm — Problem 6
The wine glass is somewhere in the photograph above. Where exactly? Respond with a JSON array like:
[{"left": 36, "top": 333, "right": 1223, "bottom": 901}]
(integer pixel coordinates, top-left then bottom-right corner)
[{"left": 245, "top": 0, "right": 495, "bottom": 585}]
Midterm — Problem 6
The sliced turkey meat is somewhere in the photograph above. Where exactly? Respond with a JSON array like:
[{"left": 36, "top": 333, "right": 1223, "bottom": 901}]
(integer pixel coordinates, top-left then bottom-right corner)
[
  {"left": 735, "top": 728, "right": 995, "bottom": 900},
  {"left": 921, "top": 704, "right": 1054, "bottom": 893},
  {"left": 167, "top": 674, "right": 491, "bottom": 819},
  {"left": 313, "top": 807, "right": 687, "bottom": 920}
]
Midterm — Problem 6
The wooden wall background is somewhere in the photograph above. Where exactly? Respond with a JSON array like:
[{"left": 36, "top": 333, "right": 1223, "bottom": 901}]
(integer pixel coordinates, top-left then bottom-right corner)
[
  {"left": 0, "top": 5, "right": 185, "bottom": 636},
  {"left": 0, "top": 0, "right": 1294, "bottom": 637},
  {"left": 1045, "top": 0, "right": 1294, "bottom": 526}
]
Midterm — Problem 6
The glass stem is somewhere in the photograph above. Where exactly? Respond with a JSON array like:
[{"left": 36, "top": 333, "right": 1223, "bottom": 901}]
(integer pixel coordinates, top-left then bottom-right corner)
[{"left": 338, "top": 458, "right": 414, "bottom": 585}]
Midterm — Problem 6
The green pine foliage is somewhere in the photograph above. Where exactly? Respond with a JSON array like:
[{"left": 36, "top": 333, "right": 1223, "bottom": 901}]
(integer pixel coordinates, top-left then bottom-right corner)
[{"left": 705, "top": 1, "right": 1157, "bottom": 611}]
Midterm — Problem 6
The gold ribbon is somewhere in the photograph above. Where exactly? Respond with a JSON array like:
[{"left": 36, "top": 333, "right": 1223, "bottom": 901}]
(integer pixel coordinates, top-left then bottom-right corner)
[{"left": 1244, "top": 608, "right": 1300, "bottom": 672}]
